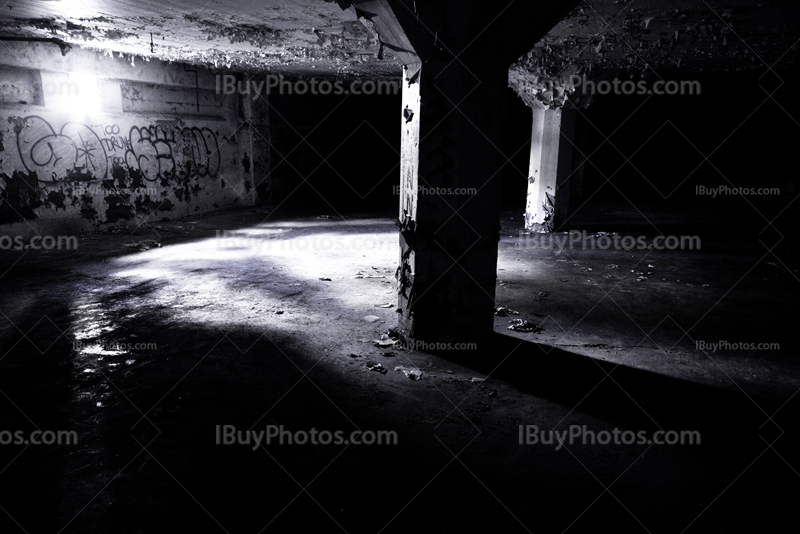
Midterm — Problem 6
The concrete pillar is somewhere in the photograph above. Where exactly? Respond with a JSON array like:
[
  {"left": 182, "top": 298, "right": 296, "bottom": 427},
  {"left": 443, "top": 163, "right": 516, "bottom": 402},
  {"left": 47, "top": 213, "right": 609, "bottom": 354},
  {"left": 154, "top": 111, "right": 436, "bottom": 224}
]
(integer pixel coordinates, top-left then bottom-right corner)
[
  {"left": 345, "top": 0, "right": 581, "bottom": 344},
  {"left": 397, "top": 60, "right": 508, "bottom": 344},
  {"left": 525, "top": 105, "right": 582, "bottom": 233}
]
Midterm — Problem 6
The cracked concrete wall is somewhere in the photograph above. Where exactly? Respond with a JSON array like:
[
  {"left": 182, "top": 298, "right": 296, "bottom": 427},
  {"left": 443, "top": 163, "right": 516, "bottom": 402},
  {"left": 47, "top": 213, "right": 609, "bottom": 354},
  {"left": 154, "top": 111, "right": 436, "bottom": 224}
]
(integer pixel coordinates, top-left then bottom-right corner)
[{"left": 0, "top": 42, "right": 265, "bottom": 236}]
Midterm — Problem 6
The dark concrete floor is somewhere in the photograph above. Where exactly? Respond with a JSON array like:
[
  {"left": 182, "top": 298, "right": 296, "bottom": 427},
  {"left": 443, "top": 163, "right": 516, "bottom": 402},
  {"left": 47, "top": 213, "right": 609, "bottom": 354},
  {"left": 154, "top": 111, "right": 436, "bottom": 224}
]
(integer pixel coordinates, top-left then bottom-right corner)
[{"left": 0, "top": 205, "right": 797, "bottom": 533}]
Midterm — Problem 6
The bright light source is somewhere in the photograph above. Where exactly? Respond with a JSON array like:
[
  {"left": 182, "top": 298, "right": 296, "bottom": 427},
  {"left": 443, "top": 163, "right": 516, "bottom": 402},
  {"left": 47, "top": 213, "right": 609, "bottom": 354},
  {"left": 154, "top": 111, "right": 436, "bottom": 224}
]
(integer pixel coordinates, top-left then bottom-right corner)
[
  {"left": 69, "top": 72, "right": 101, "bottom": 117},
  {"left": 43, "top": 71, "right": 101, "bottom": 118}
]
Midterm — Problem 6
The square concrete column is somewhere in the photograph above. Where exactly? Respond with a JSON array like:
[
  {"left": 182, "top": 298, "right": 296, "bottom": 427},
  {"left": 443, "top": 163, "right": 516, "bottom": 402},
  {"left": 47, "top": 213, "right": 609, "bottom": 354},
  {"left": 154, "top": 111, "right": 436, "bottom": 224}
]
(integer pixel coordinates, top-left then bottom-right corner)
[
  {"left": 525, "top": 105, "right": 581, "bottom": 233},
  {"left": 396, "top": 61, "right": 508, "bottom": 344},
  {"left": 345, "top": 0, "right": 583, "bottom": 345}
]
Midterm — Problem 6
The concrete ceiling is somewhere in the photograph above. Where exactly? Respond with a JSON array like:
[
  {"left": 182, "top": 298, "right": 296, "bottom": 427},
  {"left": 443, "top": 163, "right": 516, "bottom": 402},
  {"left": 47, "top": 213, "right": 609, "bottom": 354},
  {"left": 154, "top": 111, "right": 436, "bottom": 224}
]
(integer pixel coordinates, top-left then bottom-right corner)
[
  {"left": 521, "top": 0, "right": 799, "bottom": 76},
  {"left": 0, "top": 0, "right": 797, "bottom": 80},
  {"left": 0, "top": 0, "right": 401, "bottom": 77},
  {"left": 509, "top": 0, "right": 800, "bottom": 109}
]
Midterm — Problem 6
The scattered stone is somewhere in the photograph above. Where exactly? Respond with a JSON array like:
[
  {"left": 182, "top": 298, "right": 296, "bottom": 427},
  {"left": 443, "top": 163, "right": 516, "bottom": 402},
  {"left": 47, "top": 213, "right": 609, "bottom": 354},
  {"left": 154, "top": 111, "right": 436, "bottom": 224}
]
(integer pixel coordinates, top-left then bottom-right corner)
[
  {"left": 123, "top": 239, "right": 161, "bottom": 251},
  {"left": 364, "top": 315, "right": 381, "bottom": 323},
  {"left": 494, "top": 306, "right": 520, "bottom": 317},
  {"left": 395, "top": 366, "right": 423, "bottom": 380},
  {"left": 508, "top": 319, "right": 543, "bottom": 333},
  {"left": 365, "top": 361, "right": 387, "bottom": 374}
]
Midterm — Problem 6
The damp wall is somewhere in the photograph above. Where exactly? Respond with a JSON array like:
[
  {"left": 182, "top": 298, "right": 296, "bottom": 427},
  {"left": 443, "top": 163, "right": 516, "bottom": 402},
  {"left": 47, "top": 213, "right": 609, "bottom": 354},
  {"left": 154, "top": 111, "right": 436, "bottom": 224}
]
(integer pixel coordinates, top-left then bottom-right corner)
[{"left": 0, "top": 41, "right": 270, "bottom": 236}]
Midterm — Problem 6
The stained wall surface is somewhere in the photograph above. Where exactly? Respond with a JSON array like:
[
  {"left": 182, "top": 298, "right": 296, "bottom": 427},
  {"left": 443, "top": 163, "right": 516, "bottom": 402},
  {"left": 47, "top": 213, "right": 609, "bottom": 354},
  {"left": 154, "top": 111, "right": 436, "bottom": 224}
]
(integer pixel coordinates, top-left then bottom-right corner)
[{"left": 0, "top": 42, "right": 267, "bottom": 236}]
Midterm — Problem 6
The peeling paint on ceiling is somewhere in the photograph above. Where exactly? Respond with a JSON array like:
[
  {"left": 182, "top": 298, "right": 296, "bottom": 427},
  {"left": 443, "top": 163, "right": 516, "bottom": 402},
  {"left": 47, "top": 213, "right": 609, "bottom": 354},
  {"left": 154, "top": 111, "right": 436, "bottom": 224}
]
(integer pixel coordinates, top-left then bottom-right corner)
[
  {"left": 509, "top": 0, "right": 800, "bottom": 109},
  {"left": 0, "top": 0, "right": 401, "bottom": 77},
  {"left": 0, "top": 0, "right": 797, "bottom": 85}
]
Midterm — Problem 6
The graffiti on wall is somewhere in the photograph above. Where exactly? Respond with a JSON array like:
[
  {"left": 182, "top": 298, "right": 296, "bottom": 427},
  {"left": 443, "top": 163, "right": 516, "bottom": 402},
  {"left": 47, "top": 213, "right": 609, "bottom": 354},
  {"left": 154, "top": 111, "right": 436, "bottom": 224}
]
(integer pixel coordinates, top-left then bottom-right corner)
[
  {"left": 14, "top": 116, "right": 221, "bottom": 183},
  {"left": 16, "top": 117, "right": 108, "bottom": 182}
]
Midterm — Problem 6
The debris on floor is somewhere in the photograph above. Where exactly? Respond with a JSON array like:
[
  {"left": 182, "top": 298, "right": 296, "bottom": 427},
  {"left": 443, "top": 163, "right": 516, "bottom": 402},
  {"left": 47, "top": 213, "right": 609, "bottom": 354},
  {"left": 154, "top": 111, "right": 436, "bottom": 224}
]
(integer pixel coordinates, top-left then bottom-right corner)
[
  {"left": 364, "top": 315, "right": 381, "bottom": 323},
  {"left": 375, "top": 303, "right": 394, "bottom": 308},
  {"left": 494, "top": 306, "right": 520, "bottom": 317},
  {"left": 349, "top": 353, "right": 362, "bottom": 358},
  {"left": 395, "top": 366, "right": 423, "bottom": 380},
  {"left": 508, "top": 319, "right": 543, "bottom": 333},
  {"left": 607, "top": 264, "right": 619, "bottom": 269},
  {"left": 354, "top": 271, "right": 386, "bottom": 279},
  {"left": 123, "top": 239, "right": 161, "bottom": 251},
  {"left": 365, "top": 361, "right": 387, "bottom": 374},
  {"left": 319, "top": 277, "right": 332, "bottom": 281},
  {"left": 470, "top": 377, "right": 486, "bottom": 383},
  {"left": 371, "top": 329, "right": 406, "bottom": 349},
  {"left": 316, "top": 214, "right": 332, "bottom": 219}
]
